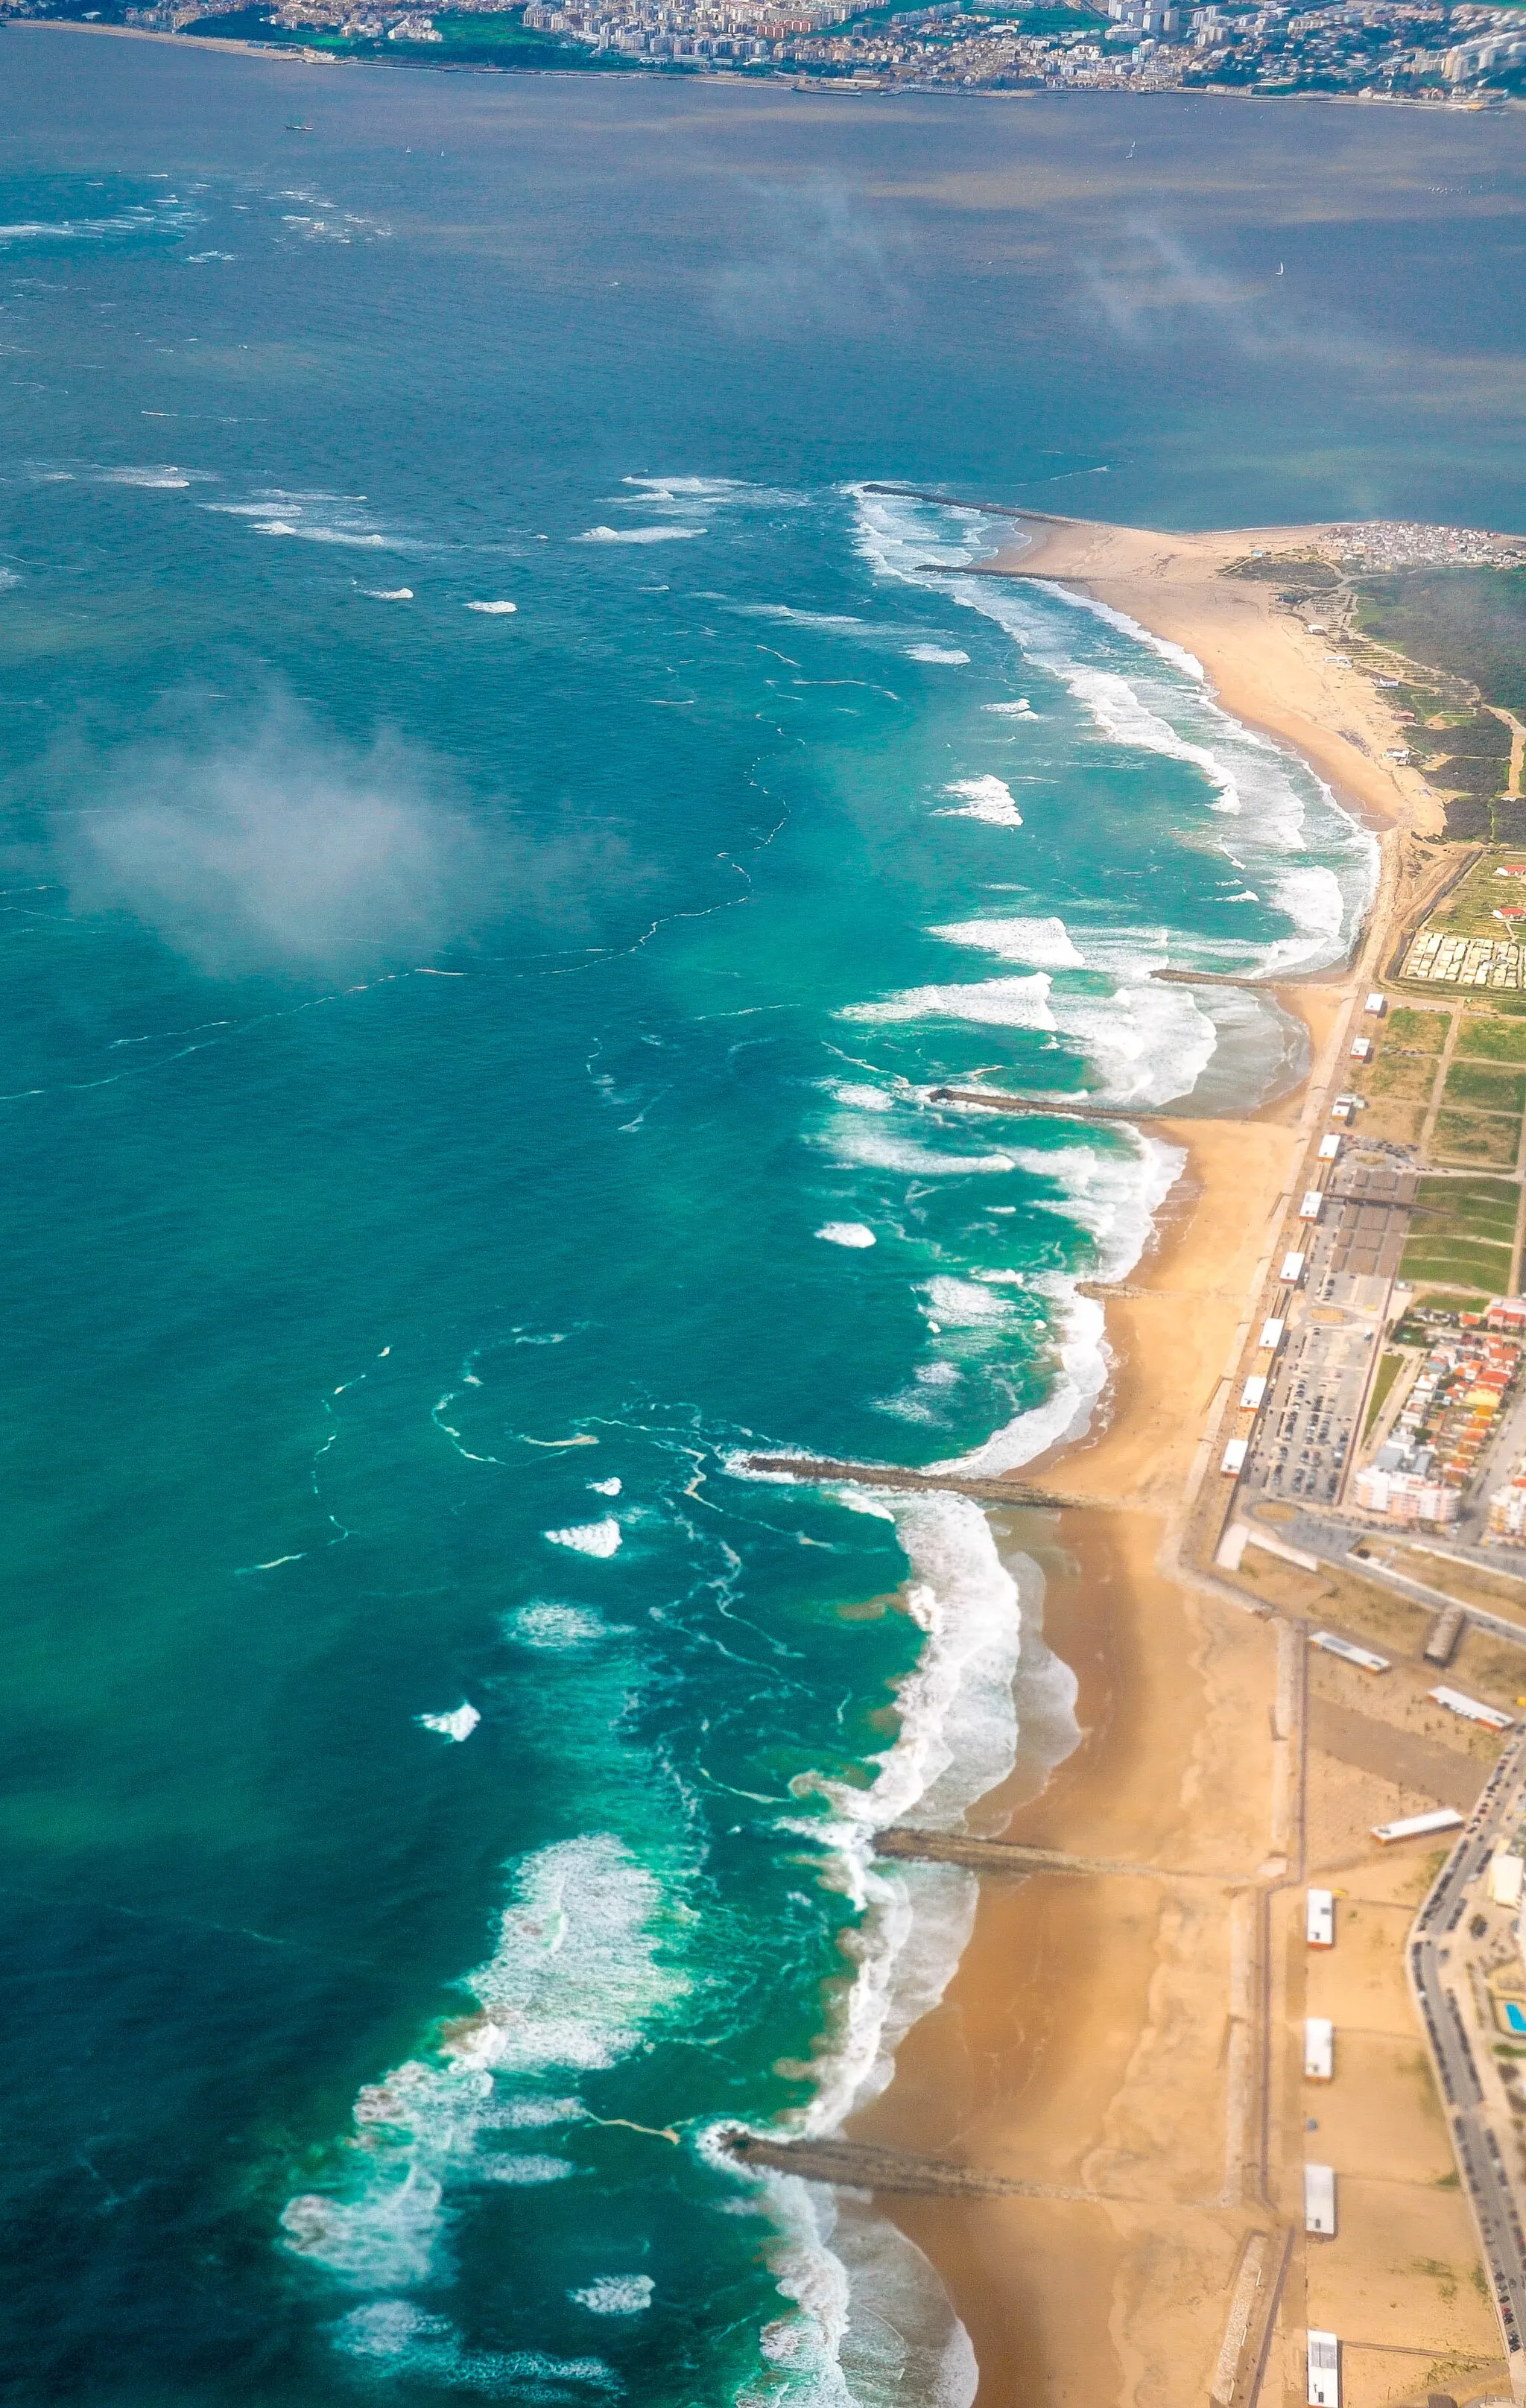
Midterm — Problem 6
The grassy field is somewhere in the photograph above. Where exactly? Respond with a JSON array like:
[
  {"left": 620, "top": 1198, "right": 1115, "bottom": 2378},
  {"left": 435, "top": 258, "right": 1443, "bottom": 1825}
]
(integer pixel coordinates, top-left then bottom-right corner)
[
  {"left": 1422, "top": 850, "right": 1526, "bottom": 942},
  {"left": 1433, "top": 1110, "right": 1521, "bottom": 1167},
  {"left": 1364, "top": 1348, "right": 1405, "bottom": 1438},
  {"left": 1443, "top": 1059, "right": 1526, "bottom": 1113},
  {"left": 1387, "top": 1007, "right": 1449, "bottom": 1053},
  {"left": 1368, "top": 1050, "right": 1440, "bottom": 1101},
  {"left": 1458, "top": 1012, "right": 1526, "bottom": 1063},
  {"left": 1355, "top": 568, "right": 1526, "bottom": 715},
  {"left": 1400, "top": 1172, "right": 1519, "bottom": 1291}
]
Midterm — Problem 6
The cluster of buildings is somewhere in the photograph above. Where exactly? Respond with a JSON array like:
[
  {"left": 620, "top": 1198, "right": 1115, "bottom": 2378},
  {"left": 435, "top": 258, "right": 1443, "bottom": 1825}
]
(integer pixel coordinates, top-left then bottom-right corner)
[
  {"left": 1308, "top": 518, "right": 1526, "bottom": 568},
  {"left": 16, "top": 0, "right": 1526, "bottom": 86},
  {"left": 1402, "top": 930, "right": 1526, "bottom": 989},
  {"left": 505, "top": 0, "right": 1526, "bottom": 88},
  {"left": 518, "top": 0, "right": 852, "bottom": 54},
  {"left": 1355, "top": 1304, "right": 1525, "bottom": 1527}
]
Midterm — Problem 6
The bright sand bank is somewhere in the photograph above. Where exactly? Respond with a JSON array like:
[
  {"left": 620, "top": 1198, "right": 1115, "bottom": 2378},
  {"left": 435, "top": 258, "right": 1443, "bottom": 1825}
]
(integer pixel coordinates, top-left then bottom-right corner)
[
  {"left": 850, "top": 1112, "right": 1303, "bottom": 2401},
  {"left": 849, "top": 513, "right": 1446, "bottom": 2401},
  {"left": 984, "top": 513, "right": 1437, "bottom": 840}
]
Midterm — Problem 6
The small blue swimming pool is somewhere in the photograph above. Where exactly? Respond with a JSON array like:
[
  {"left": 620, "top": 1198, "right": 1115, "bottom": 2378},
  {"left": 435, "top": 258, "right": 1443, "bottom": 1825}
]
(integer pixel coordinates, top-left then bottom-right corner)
[{"left": 1502, "top": 2002, "right": 1526, "bottom": 2035}]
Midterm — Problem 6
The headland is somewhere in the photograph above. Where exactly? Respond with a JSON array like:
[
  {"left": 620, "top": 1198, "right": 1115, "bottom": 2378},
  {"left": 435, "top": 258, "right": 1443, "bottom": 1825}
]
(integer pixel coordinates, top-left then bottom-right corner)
[{"left": 814, "top": 506, "right": 1526, "bottom": 2405}]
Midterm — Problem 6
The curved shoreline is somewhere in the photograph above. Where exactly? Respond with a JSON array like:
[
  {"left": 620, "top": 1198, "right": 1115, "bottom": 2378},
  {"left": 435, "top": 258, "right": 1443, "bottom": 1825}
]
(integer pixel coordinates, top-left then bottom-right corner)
[{"left": 847, "top": 509, "right": 1417, "bottom": 2404}]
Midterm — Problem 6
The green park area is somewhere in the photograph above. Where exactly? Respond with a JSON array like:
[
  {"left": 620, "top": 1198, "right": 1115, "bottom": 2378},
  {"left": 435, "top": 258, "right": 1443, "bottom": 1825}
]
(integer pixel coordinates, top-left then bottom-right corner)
[{"left": 1399, "top": 1172, "right": 1519, "bottom": 1296}]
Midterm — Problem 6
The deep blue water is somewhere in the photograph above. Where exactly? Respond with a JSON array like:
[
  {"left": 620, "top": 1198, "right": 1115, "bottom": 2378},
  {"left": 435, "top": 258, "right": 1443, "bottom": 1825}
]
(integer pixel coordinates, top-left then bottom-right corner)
[{"left": 0, "top": 42, "right": 1517, "bottom": 2407}]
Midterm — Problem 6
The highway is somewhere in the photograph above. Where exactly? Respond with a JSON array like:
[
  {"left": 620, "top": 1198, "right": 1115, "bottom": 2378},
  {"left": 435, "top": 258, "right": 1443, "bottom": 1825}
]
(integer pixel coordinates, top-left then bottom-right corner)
[{"left": 1408, "top": 1726, "right": 1526, "bottom": 2392}]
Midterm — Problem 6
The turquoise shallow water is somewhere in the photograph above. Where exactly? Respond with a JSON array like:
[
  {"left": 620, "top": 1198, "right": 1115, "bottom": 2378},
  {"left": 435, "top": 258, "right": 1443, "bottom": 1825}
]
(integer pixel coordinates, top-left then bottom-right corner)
[{"left": 0, "top": 43, "right": 1517, "bottom": 2407}]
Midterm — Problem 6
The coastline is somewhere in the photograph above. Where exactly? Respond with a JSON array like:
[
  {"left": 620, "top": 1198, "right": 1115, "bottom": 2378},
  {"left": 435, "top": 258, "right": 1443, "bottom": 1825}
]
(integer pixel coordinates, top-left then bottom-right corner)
[
  {"left": 978, "top": 512, "right": 1432, "bottom": 843},
  {"left": 15, "top": 19, "right": 1526, "bottom": 107},
  {"left": 849, "top": 508, "right": 1417, "bottom": 2401}
]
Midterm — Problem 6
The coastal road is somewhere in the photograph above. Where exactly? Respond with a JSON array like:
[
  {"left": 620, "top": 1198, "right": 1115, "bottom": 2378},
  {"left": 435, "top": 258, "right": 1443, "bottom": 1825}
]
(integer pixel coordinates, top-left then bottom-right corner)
[
  {"left": 1253, "top": 1502, "right": 1526, "bottom": 1656},
  {"left": 1408, "top": 1729, "right": 1526, "bottom": 2393}
]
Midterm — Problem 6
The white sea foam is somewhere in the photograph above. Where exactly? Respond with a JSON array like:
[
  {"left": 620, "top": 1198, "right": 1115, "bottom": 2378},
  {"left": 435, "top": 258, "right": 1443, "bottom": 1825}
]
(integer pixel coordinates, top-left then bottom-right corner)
[
  {"left": 843, "top": 971, "right": 1052, "bottom": 1032},
  {"left": 571, "top": 2276, "right": 654, "bottom": 2314},
  {"left": 417, "top": 1704, "right": 480, "bottom": 1743},
  {"left": 937, "top": 775, "right": 1022, "bottom": 828},
  {"left": 332, "top": 2301, "right": 616, "bottom": 2393},
  {"left": 825, "top": 1081, "right": 898, "bottom": 1111},
  {"left": 747, "top": 604, "right": 866, "bottom": 630},
  {"left": 744, "top": 2184, "right": 980, "bottom": 2408},
  {"left": 1046, "top": 978, "right": 1217, "bottom": 1107},
  {"left": 576, "top": 525, "right": 705, "bottom": 545},
  {"left": 543, "top": 1516, "right": 621, "bottom": 1556},
  {"left": 906, "top": 645, "right": 969, "bottom": 665},
  {"left": 256, "top": 521, "right": 387, "bottom": 548},
  {"left": 283, "top": 1835, "right": 688, "bottom": 2291},
  {"left": 825, "top": 1126, "right": 1016, "bottom": 1177},
  {"left": 466, "top": 600, "right": 517, "bottom": 615},
  {"left": 98, "top": 464, "right": 194, "bottom": 489},
  {"left": 940, "top": 1136, "right": 1185, "bottom": 1478},
  {"left": 620, "top": 474, "right": 808, "bottom": 512},
  {"left": 703, "top": 1491, "right": 1028, "bottom": 2408},
  {"left": 981, "top": 698, "right": 1033, "bottom": 715},
  {"left": 496, "top": 2096, "right": 587, "bottom": 2126},
  {"left": 849, "top": 484, "right": 1378, "bottom": 980},
  {"left": 817, "top": 1222, "right": 877, "bottom": 1248},
  {"left": 0, "top": 214, "right": 179, "bottom": 243},
  {"left": 801, "top": 1492, "right": 1027, "bottom": 2127},
  {"left": 931, "top": 913, "right": 1082, "bottom": 969},
  {"left": 503, "top": 1603, "right": 615, "bottom": 1649},
  {"left": 363, "top": 587, "right": 414, "bottom": 601},
  {"left": 589, "top": 1476, "right": 622, "bottom": 1496},
  {"left": 1261, "top": 861, "right": 1346, "bottom": 972}
]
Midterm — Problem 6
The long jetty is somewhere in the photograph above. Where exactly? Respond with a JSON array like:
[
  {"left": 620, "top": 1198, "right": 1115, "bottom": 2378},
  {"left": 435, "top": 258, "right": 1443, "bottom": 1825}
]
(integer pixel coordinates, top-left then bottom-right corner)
[
  {"left": 739, "top": 1452, "right": 1110, "bottom": 1511},
  {"left": 873, "top": 1827, "right": 1241, "bottom": 1886},
  {"left": 717, "top": 2127, "right": 1216, "bottom": 2210},
  {"left": 718, "top": 2129, "right": 1065, "bottom": 2199},
  {"left": 929, "top": 1083, "right": 1171, "bottom": 1123}
]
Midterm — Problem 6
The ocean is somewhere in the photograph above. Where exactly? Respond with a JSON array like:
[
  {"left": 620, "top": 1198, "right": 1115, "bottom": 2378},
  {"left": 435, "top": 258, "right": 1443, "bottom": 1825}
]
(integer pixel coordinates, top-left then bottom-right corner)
[{"left": 0, "top": 41, "right": 1517, "bottom": 2406}]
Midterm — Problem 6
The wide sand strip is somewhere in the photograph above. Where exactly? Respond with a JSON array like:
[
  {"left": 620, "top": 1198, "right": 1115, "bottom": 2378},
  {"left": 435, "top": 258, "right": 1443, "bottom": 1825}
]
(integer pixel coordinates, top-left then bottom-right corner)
[
  {"left": 984, "top": 513, "right": 1435, "bottom": 839},
  {"left": 850, "top": 513, "right": 1512, "bottom": 2401}
]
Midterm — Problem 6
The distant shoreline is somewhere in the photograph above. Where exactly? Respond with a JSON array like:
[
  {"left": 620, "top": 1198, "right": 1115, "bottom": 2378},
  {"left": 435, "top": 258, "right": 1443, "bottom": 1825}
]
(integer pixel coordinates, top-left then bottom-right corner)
[{"left": 12, "top": 16, "right": 1525, "bottom": 105}]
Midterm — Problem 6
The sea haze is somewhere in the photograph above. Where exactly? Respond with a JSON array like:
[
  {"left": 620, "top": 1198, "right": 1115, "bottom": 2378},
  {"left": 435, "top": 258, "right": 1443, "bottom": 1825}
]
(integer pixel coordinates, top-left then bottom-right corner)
[{"left": 0, "top": 40, "right": 1512, "bottom": 2407}]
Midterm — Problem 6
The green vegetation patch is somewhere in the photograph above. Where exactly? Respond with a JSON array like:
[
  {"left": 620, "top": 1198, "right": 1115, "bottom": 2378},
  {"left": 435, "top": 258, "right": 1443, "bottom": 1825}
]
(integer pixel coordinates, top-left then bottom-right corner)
[
  {"left": 1355, "top": 567, "right": 1526, "bottom": 715},
  {"left": 1458, "top": 1012, "right": 1526, "bottom": 1063},
  {"left": 1366, "top": 1051, "right": 1437, "bottom": 1101},
  {"left": 1402, "top": 1175, "right": 1519, "bottom": 1282},
  {"left": 1428, "top": 716, "right": 1513, "bottom": 758},
  {"left": 1428, "top": 755, "right": 1510, "bottom": 801},
  {"left": 1417, "top": 1171, "right": 1521, "bottom": 1234},
  {"left": 1402, "top": 1245, "right": 1513, "bottom": 1292},
  {"left": 1364, "top": 1349, "right": 1405, "bottom": 1439},
  {"left": 1421, "top": 849, "right": 1526, "bottom": 941},
  {"left": 184, "top": 4, "right": 637, "bottom": 65},
  {"left": 1387, "top": 1007, "right": 1449, "bottom": 1053},
  {"left": 1443, "top": 1059, "right": 1526, "bottom": 1113},
  {"left": 1432, "top": 1109, "right": 1522, "bottom": 1167},
  {"left": 1443, "top": 796, "right": 1494, "bottom": 842}
]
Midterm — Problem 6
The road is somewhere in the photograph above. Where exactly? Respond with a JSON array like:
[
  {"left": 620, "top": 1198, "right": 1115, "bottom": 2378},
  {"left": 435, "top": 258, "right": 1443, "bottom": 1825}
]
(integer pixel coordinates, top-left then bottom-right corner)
[
  {"left": 1408, "top": 1726, "right": 1526, "bottom": 2392},
  {"left": 1254, "top": 1501, "right": 1526, "bottom": 1656}
]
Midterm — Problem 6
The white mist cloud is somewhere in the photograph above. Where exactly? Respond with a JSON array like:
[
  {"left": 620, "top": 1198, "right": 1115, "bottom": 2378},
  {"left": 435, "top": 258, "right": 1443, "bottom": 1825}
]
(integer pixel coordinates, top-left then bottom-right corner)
[
  {"left": 60, "top": 701, "right": 507, "bottom": 975},
  {"left": 712, "top": 182, "right": 908, "bottom": 339}
]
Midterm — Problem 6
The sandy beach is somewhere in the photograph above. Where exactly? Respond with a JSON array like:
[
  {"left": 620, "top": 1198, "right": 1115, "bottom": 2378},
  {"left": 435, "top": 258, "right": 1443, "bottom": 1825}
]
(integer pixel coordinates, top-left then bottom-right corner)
[
  {"left": 981, "top": 511, "right": 1437, "bottom": 840},
  {"left": 849, "top": 509, "right": 1514, "bottom": 2403}
]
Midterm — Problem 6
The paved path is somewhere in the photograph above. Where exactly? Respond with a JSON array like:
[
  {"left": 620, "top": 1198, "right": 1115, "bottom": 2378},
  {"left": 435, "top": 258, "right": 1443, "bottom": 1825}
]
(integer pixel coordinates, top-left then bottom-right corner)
[{"left": 1409, "top": 1731, "right": 1526, "bottom": 2390}]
